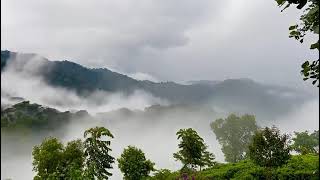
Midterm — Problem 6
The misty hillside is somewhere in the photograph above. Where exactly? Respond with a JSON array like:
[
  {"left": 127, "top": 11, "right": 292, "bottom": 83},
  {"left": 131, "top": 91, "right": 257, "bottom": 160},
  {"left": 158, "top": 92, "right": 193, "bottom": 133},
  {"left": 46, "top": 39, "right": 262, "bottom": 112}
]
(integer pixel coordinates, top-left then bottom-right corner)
[
  {"left": 1, "top": 101, "right": 92, "bottom": 131},
  {"left": 1, "top": 50, "right": 314, "bottom": 119}
]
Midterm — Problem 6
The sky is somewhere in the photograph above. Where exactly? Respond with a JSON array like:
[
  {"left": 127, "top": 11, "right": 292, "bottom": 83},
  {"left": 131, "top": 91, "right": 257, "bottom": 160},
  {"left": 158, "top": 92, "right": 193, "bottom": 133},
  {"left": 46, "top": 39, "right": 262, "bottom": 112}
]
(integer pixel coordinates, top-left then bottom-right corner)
[{"left": 1, "top": 0, "right": 318, "bottom": 87}]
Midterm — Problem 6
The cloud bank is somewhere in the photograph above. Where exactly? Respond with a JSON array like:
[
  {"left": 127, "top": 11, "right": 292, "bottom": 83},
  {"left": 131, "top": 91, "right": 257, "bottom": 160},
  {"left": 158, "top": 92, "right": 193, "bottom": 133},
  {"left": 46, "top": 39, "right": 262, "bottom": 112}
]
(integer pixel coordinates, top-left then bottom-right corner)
[
  {"left": 1, "top": 54, "right": 168, "bottom": 113},
  {"left": 2, "top": 0, "right": 318, "bottom": 87}
]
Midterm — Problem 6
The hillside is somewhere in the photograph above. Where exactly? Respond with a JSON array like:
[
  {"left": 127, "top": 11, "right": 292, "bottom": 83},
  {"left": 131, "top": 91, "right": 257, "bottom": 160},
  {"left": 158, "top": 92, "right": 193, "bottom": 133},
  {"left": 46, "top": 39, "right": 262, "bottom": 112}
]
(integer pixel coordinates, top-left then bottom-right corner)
[
  {"left": 1, "top": 50, "right": 313, "bottom": 119},
  {"left": 1, "top": 101, "right": 91, "bottom": 131}
]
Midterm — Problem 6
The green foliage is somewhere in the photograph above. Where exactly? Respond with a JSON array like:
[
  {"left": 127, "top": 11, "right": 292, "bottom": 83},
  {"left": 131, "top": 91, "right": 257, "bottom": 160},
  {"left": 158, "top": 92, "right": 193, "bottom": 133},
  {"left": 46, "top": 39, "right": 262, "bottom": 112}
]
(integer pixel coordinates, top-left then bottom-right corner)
[
  {"left": 203, "top": 154, "right": 319, "bottom": 179},
  {"left": 210, "top": 114, "right": 258, "bottom": 162},
  {"left": 32, "top": 126, "right": 115, "bottom": 180},
  {"left": 149, "top": 155, "right": 319, "bottom": 179},
  {"left": 292, "top": 130, "right": 319, "bottom": 154},
  {"left": 118, "top": 146, "right": 155, "bottom": 180},
  {"left": 61, "top": 140, "right": 85, "bottom": 179},
  {"left": 276, "top": 0, "right": 319, "bottom": 86},
  {"left": 200, "top": 150, "right": 216, "bottom": 170},
  {"left": 1, "top": 101, "right": 73, "bottom": 130},
  {"left": 32, "top": 137, "right": 85, "bottom": 180},
  {"left": 83, "top": 126, "right": 115, "bottom": 179},
  {"left": 248, "top": 126, "right": 291, "bottom": 168},
  {"left": 150, "top": 169, "right": 177, "bottom": 180},
  {"left": 200, "top": 160, "right": 265, "bottom": 179},
  {"left": 173, "top": 128, "right": 215, "bottom": 171},
  {"left": 32, "top": 137, "right": 64, "bottom": 179},
  {"left": 277, "top": 154, "right": 319, "bottom": 179}
]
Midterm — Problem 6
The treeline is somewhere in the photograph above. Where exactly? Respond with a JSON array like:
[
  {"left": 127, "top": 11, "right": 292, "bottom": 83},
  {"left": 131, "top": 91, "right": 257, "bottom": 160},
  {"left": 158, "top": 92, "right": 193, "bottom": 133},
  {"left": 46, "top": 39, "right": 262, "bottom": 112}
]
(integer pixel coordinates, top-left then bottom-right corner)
[{"left": 28, "top": 114, "right": 318, "bottom": 179}]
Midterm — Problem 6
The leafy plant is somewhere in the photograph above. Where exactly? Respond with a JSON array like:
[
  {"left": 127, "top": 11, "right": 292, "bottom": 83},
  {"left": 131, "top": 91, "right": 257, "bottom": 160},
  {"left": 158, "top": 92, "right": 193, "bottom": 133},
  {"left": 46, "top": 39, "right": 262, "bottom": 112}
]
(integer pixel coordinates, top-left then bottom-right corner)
[
  {"left": 248, "top": 126, "right": 291, "bottom": 168},
  {"left": 276, "top": 0, "right": 319, "bottom": 86},
  {"left": 173, "top": 128, "right": 215, "bottom": 171},
  {"left": 211, "top": 114, "right": 258, "bottom": 162},
  {"left": 118, "top": 146, "right": 155, "bottom": 180},
  {"left": 32, "top": 137, "right": 85, "bottom": 180},
  {"left": 83, "top": 126, "right": 115, "bottom": 179},
  {"left": 292, "top": 130, "right": 319, "bottom": 154}
]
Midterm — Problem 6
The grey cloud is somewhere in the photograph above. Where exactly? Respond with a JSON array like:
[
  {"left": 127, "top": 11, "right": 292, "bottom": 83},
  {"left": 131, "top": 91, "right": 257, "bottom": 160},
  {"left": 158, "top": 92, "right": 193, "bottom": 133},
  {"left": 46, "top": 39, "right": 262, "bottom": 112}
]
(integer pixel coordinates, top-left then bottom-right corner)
[{"left": 1, "top": 0, "right": 317, "bottom": 88}]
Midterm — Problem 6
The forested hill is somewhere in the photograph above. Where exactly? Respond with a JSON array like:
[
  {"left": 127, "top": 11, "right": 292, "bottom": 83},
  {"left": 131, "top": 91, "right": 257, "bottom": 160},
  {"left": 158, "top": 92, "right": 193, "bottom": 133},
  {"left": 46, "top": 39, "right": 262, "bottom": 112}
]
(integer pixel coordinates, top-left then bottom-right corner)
[
  {"left": 1, "top": 50, "right": 313, "bottom": 118},
  {"left": 1, "top": 101, "right": 91, "bottom": 130}
]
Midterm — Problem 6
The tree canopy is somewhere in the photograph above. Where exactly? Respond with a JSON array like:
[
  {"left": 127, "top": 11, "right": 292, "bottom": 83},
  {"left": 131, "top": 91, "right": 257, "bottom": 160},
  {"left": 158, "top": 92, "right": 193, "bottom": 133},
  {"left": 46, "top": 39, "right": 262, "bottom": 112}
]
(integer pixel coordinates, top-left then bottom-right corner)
[
  {"left": 249, "top": 126, "right": 291, "bottom": 167},
  {"left": 210, "top": 114, "right": 258, "bottom": 162},
  {"left": 173, "top": 128, "right": 215, "bottom": 171},
  {"left": 83, "top": 126, "right": 115, "bottom": 179},
  {"left": 32, "top": 138, "right": 85, "bottom": 180},
  {"left": 117, "top": 146, "right": 155, "bottom": 180},
  {"left": 292, "top": 130, "right": 319, "bottom": 154}
]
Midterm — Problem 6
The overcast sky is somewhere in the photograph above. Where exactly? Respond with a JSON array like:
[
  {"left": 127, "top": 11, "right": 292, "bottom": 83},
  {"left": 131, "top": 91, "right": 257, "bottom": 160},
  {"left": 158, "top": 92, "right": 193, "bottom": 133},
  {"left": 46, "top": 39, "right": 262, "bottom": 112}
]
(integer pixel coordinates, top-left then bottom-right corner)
[{"left": 1, "top": 0, "right": 318, "bottom": 87}]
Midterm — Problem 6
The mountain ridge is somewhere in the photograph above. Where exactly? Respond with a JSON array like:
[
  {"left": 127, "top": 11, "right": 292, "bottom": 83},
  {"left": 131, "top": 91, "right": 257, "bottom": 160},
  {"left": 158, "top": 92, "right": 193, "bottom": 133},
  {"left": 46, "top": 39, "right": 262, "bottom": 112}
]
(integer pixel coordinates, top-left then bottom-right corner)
[{"left": 1, "top": 50, "right": 313, "bottom": 119}]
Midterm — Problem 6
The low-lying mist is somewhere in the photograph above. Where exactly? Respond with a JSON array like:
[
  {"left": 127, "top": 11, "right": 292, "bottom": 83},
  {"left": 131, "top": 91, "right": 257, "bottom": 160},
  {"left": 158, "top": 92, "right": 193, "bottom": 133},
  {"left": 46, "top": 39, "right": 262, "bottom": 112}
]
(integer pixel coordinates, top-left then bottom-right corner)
[
  {"left": 1, "top": 54, "right": 168, "bottom": 113},
  {"left": 2, "top": 98, "right": 319, "bottom": 180},
  {"left": 1, "top": 54, "right": 319, "bottom": 180}
]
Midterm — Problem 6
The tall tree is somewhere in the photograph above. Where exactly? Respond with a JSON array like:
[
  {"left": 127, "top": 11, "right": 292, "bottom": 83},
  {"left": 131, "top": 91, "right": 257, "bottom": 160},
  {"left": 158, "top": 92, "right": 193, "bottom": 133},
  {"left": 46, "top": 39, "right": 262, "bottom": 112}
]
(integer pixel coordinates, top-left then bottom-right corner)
[
  {"left": 32, "top": 138, "right": 85, "bottom": 180},
  {"left": 210, "top": 114, "right": 258, "bottom": 162},
  {"left": 292, "top": 130, "right": 319, "bottom": 154},
  {"left": 84, "top": 126, "right": 115, "bottom": 180},
  {"left": 117, "top": 146, "right": 155, "bottom": 180},
  {"left": 61, "top": 140, "right": 85, "bottom": 179},
  {"left": 173, "top": 128, "right": 215, "bottom": 171},
  {"left": 275, "top": 0, "right": 319, "bottom": 87},
  {"left": 32, "top": 137, "right": 64, "bottom": 180},
  {"left": 248, "top": 126, "right": 291, "bottom": 167}
]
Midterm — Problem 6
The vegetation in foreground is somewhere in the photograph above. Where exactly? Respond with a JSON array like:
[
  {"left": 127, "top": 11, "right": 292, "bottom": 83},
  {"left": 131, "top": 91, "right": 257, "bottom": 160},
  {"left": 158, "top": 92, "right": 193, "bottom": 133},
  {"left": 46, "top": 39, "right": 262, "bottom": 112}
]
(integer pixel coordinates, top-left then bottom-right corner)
[
  {"left": 26, "top": 113, "right": 319, "bottom": 180},
  {"left": 150, "top": 154, "right": 319, "bottom": 180}
]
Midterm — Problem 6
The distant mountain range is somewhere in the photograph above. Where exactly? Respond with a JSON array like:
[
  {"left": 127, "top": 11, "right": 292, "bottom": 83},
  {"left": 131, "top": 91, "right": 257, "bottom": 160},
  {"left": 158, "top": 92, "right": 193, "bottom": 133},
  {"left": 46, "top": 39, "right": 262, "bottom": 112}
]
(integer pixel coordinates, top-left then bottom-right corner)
[{"left": 1, "top": 50, "right": 314, "bottom": 119}]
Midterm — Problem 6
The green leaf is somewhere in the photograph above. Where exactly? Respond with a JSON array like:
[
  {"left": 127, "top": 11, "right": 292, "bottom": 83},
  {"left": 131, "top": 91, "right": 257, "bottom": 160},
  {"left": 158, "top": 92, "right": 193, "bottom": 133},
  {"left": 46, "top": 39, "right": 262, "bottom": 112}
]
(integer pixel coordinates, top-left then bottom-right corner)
[
  {"left": 289, "top": 31, "right": 299, "bottom": 36},
  {"left": 307, "top": 6, "right": 319, "bottom": 16},
  {"left": 310, "top": 42, "right": 319, "bottom": 50},
  {"left": 297, "top": 0, "right": 307, "bottom": 9},
  {"left": 289, "top": 25, "right": 297, "bottom": 30},
  {"left": 276, "top": 0, "right": 286, "bottom": 5},
  {"left": 312, "top": 80, "right": 317, "bottom": 85},
  {"left": 302, "top": 61, "right": 309, "bottom": 68},
  {"left": 312, "top": 25, "right": 319, "bottom": 34}
]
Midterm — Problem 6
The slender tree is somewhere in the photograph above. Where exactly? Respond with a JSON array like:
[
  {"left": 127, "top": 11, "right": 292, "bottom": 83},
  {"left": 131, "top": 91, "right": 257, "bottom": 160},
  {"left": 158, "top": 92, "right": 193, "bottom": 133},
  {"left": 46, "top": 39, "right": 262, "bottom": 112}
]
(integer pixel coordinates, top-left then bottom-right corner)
[
  {"left": 211, "top": 114, "right": 258, "bottom": 162},
  {"left": 173, "top": 128, "right": 215, "bottom": 171},
  {"left": 84, "top": 126, "right": 115, "bottom": 180}
]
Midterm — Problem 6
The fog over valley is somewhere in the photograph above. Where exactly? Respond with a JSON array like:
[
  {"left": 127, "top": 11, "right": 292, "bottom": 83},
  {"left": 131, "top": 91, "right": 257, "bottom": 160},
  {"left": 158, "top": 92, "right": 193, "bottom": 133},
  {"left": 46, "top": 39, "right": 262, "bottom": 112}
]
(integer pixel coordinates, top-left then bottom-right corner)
[
  {"left": 1, "top": 51, "right": 319, "bottom": 179},
  {"left": 1, "top": 0, "right": 319, "bottom": 179}
]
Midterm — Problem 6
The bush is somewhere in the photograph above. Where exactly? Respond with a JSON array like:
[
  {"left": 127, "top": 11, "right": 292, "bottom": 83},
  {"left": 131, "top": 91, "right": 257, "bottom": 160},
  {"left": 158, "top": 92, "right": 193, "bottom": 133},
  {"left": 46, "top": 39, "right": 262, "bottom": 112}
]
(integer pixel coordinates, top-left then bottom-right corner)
[{"left": 149, "top": 155, "right": 319, "bottom": 180}]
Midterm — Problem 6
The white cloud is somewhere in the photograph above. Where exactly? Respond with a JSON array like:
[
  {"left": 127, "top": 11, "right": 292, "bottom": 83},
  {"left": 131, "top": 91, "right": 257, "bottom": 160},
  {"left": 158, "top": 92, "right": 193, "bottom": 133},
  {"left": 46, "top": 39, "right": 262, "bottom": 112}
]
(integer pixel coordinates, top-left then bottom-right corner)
[
  {"left": 128, "top": 72, "right": 159, "bottom": 82},
  {"left": 1, "top": 54, "right": 168, "bottom": 113},
  {"left": 1, "top": 0, "right": 317, "bottom": 87}
]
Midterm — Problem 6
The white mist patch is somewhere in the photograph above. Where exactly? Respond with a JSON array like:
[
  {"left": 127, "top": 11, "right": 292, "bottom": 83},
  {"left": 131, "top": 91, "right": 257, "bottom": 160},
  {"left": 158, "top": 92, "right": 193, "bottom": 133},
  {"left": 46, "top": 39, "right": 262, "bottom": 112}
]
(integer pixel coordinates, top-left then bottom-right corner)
[
  {"left": 261, "top": 99, "right": 319, "bottom": 134},
  {"left": 128, "top": 72, "right": 159, "bottom": 82},
  {"left": 274, "top": 99, "right": 319, "bottom": 134},
  {"left": 1, "top": 55, "right": 168, "bottom": 113}
]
